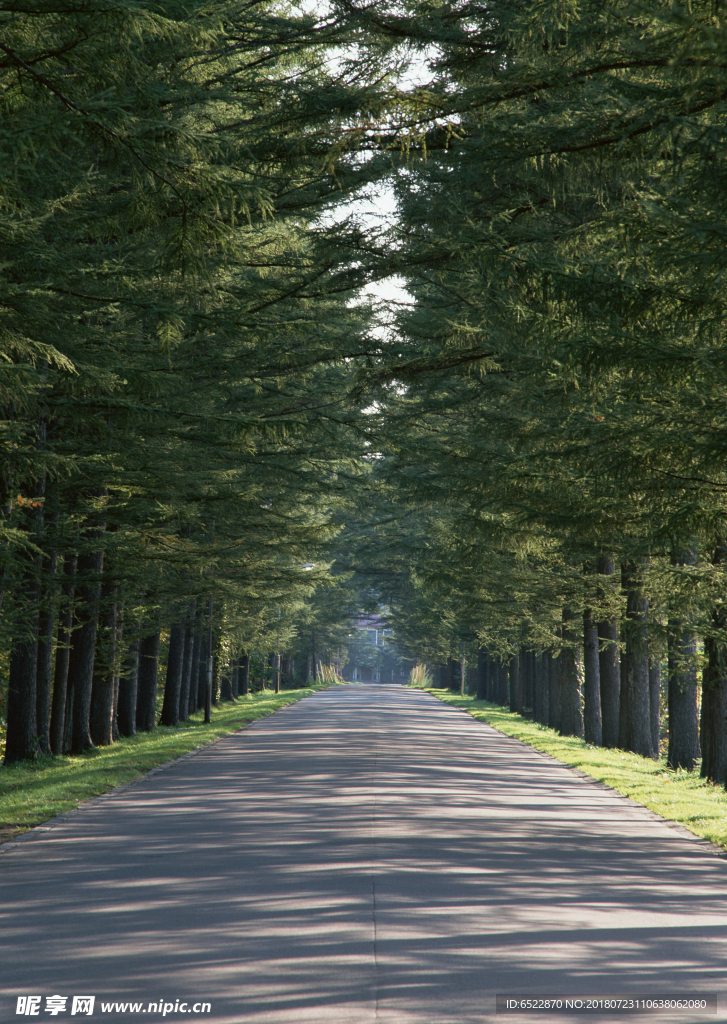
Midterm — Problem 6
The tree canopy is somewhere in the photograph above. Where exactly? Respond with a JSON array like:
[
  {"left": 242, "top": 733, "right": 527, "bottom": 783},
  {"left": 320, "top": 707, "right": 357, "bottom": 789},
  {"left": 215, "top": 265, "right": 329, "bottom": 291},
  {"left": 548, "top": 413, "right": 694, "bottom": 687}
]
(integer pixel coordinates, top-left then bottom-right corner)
[{"left": 2, "top": 0, "right": 727, "bottom": 784}]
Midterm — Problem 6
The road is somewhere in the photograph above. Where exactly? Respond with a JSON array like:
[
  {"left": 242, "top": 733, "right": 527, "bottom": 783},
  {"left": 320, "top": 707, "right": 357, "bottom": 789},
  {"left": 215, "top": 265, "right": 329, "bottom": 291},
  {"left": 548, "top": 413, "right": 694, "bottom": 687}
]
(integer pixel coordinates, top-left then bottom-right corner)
[{"left": 1, "top": 684, "right": 725, "bottom": 1023}]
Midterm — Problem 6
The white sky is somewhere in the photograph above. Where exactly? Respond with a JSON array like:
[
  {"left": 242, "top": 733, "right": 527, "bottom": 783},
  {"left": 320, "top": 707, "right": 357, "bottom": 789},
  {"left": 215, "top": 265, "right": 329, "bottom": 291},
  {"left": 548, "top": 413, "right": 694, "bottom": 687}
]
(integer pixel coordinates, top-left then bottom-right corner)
[{"left": 309, "top": 9, "right": 435, "bottom": 319}]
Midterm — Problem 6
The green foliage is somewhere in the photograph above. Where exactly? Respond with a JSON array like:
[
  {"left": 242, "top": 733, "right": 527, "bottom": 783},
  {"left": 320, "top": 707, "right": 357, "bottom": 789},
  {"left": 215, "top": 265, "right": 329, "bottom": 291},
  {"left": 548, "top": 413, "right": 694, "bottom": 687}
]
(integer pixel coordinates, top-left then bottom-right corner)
[
  {"left": 4, "top": 0, "right": 727, "bottom": 774},
  {"left": 331, "top": 0, "right": 727, "bottom": 667},
  {"left": 0, "top": 1, "right": 392, "bottom": 716}
]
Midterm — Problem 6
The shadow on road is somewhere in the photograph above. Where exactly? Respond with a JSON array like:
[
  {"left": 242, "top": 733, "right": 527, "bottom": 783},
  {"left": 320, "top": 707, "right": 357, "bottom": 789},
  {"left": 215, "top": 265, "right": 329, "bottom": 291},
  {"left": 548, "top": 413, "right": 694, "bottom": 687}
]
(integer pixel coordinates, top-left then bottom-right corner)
[{"left": 1, "top": 685, "right": 724, "bottom": 1023}]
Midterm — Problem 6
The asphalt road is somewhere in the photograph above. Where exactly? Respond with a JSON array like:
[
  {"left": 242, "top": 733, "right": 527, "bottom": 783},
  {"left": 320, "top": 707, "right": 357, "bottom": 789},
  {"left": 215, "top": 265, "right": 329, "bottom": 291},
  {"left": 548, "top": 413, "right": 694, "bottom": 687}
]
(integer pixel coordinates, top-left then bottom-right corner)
[{"left": 1, "top": 684, "right": 725, "bottom": 1024}]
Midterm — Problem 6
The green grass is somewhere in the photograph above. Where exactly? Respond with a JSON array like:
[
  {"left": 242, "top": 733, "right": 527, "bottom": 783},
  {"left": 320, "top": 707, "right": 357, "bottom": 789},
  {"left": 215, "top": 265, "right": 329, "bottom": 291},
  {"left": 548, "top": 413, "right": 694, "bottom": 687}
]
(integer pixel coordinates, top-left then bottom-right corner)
[
  {"left": 0, "top": 685, "right": 332, "bottom": 841},
  {"left": 420, "top": 687, "right": 727, "bottom": 851}
]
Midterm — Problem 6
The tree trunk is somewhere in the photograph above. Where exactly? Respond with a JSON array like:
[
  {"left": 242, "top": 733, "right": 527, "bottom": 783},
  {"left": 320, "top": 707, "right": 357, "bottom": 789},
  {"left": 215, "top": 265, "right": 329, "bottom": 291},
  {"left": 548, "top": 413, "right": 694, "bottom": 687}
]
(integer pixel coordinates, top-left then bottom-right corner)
[
  {"left": 539, "top": 651, "right": 550, "bottom": 726},
  {"left": 619, "top": 560, "right": 653, "bottom": 757},
  {"left": 531, "top": 652, "right": 541, "bottom": 721},
  {"left": 496, "top": 659, "right": 508, "bottom": 705},
  {"left": 524, "top": 650, "right": 535, "bottom": 711},
  {"left": 558, "top": 647, "right": 583, "bottom": 738},
  {"left": 179, "top": 608, "right": 196, "bottom": 722},
  {"left": 598, "top": 619, "right": 621, "bottom": 748},
  {"left": 63, "top": 656, "right": 75, "bottom": 754},
  {"left": 649, "top": 650, "right": 661, "bottom": 759},
  {"left": 69, "top": 542, "right": 105, "bottom": 755},
  {"left": 240, "top": 653, "right": 250, "bottom": 696},
  {"left": 476, "top": 647, "right": 487, "bottom": 700},
  {"left": 446, "top": 656, "right": 457, "bottom": 692},
  {"left": 487, "top": 654, "right": 496, "bottom": 701},
  {"left": 467, "top": 663, "right": 475, "bottom": 695},
  {"left": 701, "top": 543, "right": 727, "bottom": 785},
  {"left": 596, "top": 555, "right": 620, "bottom": 748},
  {"left": 204, "top": 595, "right": 213, "bottom": 723},
  {"left": 187, "top": 630, "right": 202, "bottom": 716},
  {"left": 701, "top": 625, "right": 727, "bottom": 785},
  {"left": 89, "top": 582, "right": 118, "bottom": 747},
  {"left": 617, "top": 616, "right": 631, "bottom": 751},
  {"left": 136, "top": 630, "right": 160, "bottom": 733},
  {"left": 559, "top": 611, "right": 584, "bottom": 738},
  {"left": 519, "top": 649, "right": 528, "bottom": 711},
  {"left": 4, "top": 430, "right": 45, "bottom": 764},
  {"left": 532, "top": 653, "right": 541, "bottom": 721},
  {"left": 112, "top": 606, "right": 123, "bottom": 742},
  {"left": 667, "top": 626, "right": 700, "bottom": 771},
  {"left": 666, "top": 548, "right": 700, "bottom": 771},
  {"left": 548, "top": 649, "right": 561, "bottom": 731},
  {"left": 509, "top": 652, "right": 521, "bottom": 713},
  {"left": 583, "top": 608, "right": 602, "bottom": 745},
  {"left": 4, "top": 565, "right": 41, "bottom": 764},
  {"left": 160, "top": 621, "right": 185, "bottom": 726},
  {"left": 49, "top": 553, "right": 77, "bottom": 756},
  {"left": 35, "top": 550, "right": 58, "bottom": 755},
  {"left": 197, "top": 632, "right": 209, "bottom": 709},
  {"left": 220, "top": 661, "right": 234, "bottom": 701},
  {"left": 597, "top": 622, "right": 620, "bottom": 748},
  {"left": 117, "top": 639, "right": 139, "bottom": 737}
]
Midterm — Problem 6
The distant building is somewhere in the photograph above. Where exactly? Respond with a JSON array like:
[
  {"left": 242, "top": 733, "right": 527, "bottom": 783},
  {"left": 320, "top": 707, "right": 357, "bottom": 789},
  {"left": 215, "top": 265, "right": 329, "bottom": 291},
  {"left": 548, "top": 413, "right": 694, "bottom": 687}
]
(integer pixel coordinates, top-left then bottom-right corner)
[{"left": 343, "top": 616, "right": 410, "bottom": 684}]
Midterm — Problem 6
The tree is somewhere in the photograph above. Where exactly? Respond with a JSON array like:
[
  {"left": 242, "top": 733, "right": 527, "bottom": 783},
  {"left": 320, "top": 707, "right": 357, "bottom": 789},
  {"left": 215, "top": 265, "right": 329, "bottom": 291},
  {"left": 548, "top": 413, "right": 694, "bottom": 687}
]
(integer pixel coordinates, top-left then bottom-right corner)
[{"left": 0, "top": 0, "right": 392, "bottom": 760}]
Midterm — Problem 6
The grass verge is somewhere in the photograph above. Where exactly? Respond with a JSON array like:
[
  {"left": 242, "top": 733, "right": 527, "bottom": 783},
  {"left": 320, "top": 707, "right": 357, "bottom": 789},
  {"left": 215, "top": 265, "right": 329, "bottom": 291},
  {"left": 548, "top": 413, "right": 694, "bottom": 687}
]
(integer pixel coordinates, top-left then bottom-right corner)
[
  {"left": 420, "top": 687, "right": 727, "bottom": 852},
  {"left": 0, "top": 685, "right": 331, "bottom": 842}
]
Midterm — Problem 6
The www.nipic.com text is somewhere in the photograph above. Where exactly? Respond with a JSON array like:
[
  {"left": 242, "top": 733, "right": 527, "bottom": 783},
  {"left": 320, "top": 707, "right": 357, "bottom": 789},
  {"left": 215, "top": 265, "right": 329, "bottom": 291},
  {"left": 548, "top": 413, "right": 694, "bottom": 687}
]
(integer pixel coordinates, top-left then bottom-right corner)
[{"left": 16, "top": 996, "right": 212, "bottom": 1016}]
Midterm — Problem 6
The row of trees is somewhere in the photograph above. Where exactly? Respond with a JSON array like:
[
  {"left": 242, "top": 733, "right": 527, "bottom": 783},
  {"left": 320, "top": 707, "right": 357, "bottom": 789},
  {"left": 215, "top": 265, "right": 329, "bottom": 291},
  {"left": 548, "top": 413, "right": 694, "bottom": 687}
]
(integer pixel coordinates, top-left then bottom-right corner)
[
  {"left": 0, "top": 0, "right": 399, "bottom": 762},
  {"left": 333, "top": 0, "right": 727, "bottom": 783},
  {"left": 5, "top": 0, "right": 727, "bottom": 792}
]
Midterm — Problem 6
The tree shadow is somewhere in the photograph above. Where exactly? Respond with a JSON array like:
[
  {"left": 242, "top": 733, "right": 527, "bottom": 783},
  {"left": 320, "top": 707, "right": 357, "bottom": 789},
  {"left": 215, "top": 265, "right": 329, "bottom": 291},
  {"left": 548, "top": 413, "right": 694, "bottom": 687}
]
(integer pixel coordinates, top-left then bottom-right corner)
[{"left": 0, "top": 685, "right": 724, "bottom": 1023}]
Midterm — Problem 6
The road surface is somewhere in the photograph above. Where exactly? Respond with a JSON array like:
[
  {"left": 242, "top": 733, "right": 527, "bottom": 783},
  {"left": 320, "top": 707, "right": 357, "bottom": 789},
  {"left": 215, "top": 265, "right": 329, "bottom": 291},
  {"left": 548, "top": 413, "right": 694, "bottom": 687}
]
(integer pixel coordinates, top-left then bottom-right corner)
[{"left": 1, "top": 684, "right": 725, "bottom": 1023}]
